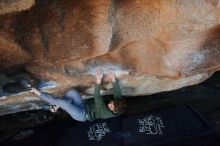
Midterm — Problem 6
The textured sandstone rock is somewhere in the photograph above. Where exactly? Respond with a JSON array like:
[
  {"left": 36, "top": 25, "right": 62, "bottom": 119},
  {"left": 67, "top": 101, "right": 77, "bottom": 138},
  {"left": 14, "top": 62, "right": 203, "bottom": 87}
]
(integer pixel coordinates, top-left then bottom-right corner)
[
  {"left": 0, "top": 0, "right": 35, "bottom": 15},
  {"left": 0, "top": 0, "right": 220, "bottom": 114}
]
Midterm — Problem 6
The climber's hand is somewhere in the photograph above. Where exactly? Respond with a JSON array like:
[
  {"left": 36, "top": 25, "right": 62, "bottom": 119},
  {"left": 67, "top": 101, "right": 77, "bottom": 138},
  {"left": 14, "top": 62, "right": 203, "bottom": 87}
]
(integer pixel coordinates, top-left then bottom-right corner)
[{"left": 96, "top": 68, "right": 104, "bottom": 84}]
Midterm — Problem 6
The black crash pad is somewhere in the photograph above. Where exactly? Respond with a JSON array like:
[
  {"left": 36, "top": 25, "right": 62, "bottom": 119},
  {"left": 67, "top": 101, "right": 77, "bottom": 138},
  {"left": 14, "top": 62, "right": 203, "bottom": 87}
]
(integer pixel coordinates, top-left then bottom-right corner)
[
  {"left": 57, "top": 106, "right": 218, "bottom": 146},
  {"left": 58, "top": 117, "right": 123, "bottom": 146}
]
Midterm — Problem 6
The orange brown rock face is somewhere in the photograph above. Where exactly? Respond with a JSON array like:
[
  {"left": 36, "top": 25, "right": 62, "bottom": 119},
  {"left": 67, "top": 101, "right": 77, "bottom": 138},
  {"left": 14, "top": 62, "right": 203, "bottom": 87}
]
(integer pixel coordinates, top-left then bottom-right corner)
[{"left": 0, "top": 0, "right": 220, "bottom": 98}]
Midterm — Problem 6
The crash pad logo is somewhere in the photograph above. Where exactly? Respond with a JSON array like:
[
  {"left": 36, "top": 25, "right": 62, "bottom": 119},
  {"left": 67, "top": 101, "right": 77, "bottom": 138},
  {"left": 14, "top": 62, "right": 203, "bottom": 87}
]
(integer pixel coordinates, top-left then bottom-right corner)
[
  {"left": 87, "top": 122, "right": 111, "bottom": 141},
  {"left": 138, "top": 115, "right": 165, "bottom": 135}
]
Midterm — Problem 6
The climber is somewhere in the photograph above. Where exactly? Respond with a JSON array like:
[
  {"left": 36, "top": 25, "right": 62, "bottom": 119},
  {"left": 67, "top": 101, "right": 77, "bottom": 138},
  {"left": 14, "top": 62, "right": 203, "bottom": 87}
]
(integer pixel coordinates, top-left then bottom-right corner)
[{"left": 27, "top": 68, "right": 127, "bottom": 122}]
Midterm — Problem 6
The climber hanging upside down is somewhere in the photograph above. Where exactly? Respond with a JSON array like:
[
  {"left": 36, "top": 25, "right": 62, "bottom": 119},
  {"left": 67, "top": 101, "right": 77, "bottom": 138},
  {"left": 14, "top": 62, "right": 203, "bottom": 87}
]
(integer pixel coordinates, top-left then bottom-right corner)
[{"left": 27, "top": 68, "right": 127, "bottom": 122}]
